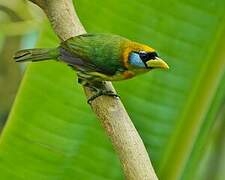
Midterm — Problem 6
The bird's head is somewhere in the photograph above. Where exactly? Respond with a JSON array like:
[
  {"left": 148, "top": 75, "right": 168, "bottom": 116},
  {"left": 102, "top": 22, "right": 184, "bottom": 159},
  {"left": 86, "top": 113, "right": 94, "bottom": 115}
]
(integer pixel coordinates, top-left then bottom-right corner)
[{"left": 123, "top": 42, "right": 169, "bottom": 70}]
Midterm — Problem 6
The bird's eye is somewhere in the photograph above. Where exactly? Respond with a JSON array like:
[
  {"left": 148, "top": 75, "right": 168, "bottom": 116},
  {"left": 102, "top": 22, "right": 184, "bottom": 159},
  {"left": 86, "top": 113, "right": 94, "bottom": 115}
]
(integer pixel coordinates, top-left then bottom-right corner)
[
  {"left": 148, "top": 52, "right": 158, "bottom": 59},
  {"left": 139, "top": 51, "right": 158, "bottom": 62},
  {"left": 139, "top": 52, "right": 149, "bottom": 61}
]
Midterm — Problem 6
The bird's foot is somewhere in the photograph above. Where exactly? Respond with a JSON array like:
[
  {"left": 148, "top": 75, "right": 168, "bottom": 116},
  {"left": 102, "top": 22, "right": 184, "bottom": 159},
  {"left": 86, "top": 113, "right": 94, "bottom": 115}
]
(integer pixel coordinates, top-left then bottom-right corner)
[
  {"left": 77, "top": 77, "right": 119, "bottom": 104},
  {"left": 87, "top": 90, "right": 120, "bottom": 104}
]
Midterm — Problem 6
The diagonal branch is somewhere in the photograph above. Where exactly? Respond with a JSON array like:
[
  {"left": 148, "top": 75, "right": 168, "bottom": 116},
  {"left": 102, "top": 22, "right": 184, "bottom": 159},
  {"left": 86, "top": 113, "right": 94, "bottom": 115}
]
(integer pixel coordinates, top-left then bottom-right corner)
[{"left": 29, "top": 0, "right": 158, "bottom": 179}]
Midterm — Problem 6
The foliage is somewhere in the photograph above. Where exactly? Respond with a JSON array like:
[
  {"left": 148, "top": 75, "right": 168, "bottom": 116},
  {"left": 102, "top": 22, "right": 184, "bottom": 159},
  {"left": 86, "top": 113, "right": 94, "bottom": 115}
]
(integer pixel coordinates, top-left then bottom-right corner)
[{"left": 0, "top": 0, "right": 224, "bottom": 179}]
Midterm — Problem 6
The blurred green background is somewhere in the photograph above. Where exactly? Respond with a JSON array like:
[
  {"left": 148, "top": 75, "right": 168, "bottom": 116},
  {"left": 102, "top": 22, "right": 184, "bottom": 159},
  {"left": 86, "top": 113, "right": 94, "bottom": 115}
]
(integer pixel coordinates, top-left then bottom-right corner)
[{"left": 0, "top": 0, "right": 224, "bottom": 180}]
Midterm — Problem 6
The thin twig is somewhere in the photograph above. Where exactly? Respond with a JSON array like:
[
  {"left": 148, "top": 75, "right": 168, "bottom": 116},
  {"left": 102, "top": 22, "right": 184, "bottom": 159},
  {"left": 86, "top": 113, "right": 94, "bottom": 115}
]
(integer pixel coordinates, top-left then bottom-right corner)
[{"left": 29, "top": 0, "right": 158, "bottom": 179}]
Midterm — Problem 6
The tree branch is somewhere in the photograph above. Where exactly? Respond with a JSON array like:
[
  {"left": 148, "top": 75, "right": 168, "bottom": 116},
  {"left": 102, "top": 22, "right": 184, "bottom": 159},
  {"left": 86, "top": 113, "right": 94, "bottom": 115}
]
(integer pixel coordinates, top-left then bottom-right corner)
[{"left": 29, "top": 0, "right": 158, "bottom": 179}]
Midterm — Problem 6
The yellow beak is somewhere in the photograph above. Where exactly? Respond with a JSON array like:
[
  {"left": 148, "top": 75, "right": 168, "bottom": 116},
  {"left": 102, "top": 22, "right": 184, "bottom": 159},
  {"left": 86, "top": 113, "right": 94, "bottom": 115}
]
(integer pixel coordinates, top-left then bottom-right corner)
[{"left": 146, "top": 57, "right": 169, "bottom": 69}]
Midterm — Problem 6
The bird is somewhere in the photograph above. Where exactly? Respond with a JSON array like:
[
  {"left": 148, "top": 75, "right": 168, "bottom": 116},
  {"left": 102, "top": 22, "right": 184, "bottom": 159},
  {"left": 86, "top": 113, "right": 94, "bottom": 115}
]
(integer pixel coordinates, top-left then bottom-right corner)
[{"left": 14, "top": 33, "right": 169, "bottom": 103}]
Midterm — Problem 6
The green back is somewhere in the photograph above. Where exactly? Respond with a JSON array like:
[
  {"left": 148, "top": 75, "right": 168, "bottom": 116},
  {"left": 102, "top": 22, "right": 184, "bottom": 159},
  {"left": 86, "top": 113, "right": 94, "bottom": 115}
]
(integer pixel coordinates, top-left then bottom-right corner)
[{"left": 60, "top": 33, "right": 129, "bottom": 75}]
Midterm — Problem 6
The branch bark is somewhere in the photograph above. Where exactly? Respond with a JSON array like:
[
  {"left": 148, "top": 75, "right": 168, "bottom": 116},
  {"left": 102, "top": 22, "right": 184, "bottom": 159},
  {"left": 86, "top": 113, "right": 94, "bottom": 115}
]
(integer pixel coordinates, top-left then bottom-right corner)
[{"left": 29, "top": 1, "right": 158, "bottom": 179}]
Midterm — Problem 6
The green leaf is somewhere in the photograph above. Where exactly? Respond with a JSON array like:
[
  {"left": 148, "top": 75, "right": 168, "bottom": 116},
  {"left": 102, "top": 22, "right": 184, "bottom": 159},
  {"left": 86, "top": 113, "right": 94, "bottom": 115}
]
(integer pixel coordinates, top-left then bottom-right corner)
[
  {"left": 181, "top": 71, "right": 225, "bottom": 180},
  {"left": 0, "top": 0, "right": 225, "bottom": 179}
]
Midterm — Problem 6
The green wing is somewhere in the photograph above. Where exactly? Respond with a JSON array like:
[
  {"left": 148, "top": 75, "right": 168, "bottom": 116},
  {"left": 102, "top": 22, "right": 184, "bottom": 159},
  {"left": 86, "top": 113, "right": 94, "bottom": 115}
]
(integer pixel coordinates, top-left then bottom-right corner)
[{"left": 60, "top": 33, "right": 128, "bottom": 75}]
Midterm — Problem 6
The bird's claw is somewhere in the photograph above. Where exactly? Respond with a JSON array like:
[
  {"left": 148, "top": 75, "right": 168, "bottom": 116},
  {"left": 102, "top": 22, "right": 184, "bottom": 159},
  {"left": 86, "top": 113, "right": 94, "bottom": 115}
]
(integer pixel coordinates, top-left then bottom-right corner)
[{"left": 87, "top": 90, "right": 120, "bottom": 104}]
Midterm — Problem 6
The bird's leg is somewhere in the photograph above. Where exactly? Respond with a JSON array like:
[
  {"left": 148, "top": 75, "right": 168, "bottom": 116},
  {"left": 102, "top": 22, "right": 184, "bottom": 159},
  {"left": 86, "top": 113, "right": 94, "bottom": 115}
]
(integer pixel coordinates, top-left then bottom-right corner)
[
  {"left": 77, "top": 77, "right": 98, "bottom": 92},
  {"left": 77, "top": 77, "right": 119, "bottom": 104}
]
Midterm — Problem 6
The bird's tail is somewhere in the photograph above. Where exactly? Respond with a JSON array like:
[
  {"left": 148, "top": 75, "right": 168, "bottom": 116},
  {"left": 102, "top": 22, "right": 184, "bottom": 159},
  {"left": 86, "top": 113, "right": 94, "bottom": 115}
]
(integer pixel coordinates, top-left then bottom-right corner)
[{"left": 14, "top": 48, "right": 60, "bottom": 62}]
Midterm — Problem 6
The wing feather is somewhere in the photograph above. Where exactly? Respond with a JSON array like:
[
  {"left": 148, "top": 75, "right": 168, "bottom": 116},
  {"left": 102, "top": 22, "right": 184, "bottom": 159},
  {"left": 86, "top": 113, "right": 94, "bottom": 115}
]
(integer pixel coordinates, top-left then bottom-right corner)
[{"left": 59, "top": 33, "right": 128, "bottom": 75}]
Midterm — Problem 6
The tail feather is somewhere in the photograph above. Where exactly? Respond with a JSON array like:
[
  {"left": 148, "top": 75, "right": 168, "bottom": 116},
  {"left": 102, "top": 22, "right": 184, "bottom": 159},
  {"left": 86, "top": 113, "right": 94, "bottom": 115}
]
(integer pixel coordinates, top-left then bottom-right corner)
[{"left": 14, "top": 48, "right": 59, "bottom": 62}]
